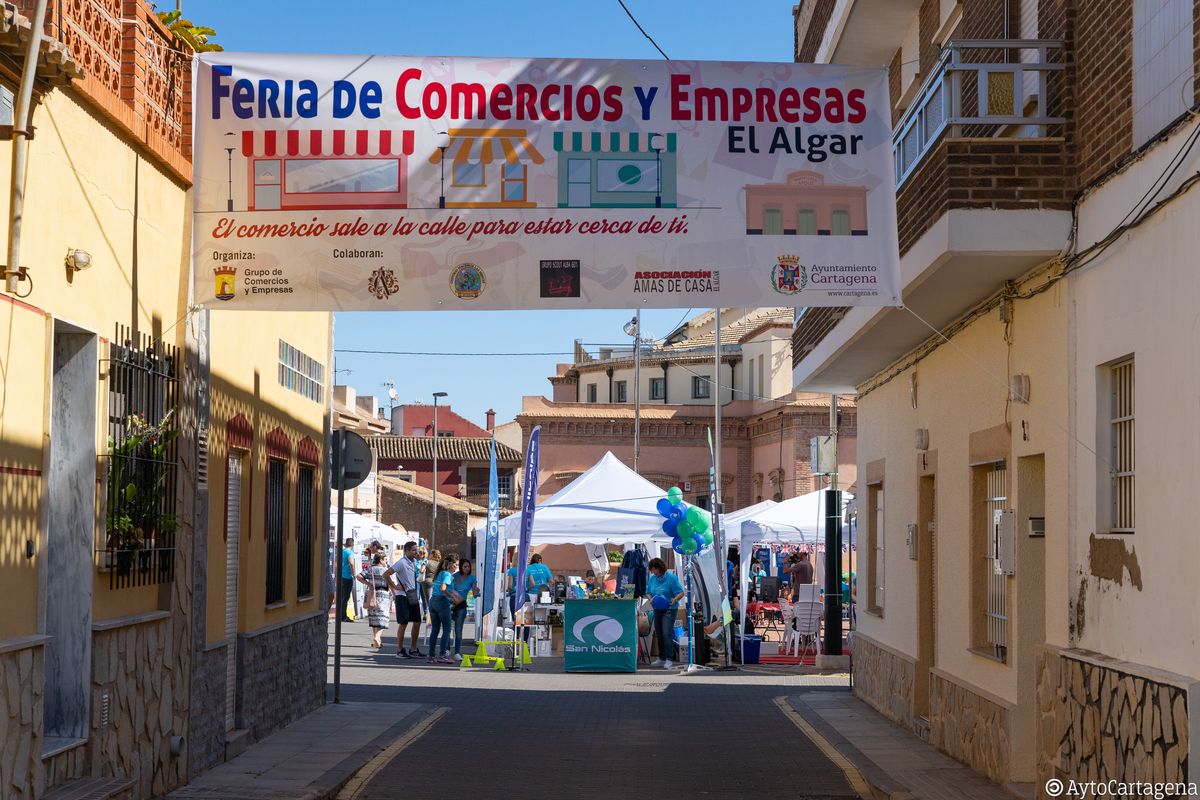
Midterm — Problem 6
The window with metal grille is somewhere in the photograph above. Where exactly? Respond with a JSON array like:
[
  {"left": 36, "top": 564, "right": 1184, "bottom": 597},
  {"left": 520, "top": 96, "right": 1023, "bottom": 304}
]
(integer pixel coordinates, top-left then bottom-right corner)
[
  {"left": 1109, "top": 359, "right": 1135, "bottom": 533},
  {"left": 296, "top": 465, "right": 315, "bottom": 597},
  {"left": 614, "top": 380, "right": 627, "bottom": 403},
  {"left": 867, "top": 483, "right": 884, "bottom": 612},
  {"left": 649, "top": 377, "right": 665, "bottom": 400},
  {"left": 266, "top": 458, "right": 286, "bottom": 604},
  {"left": 692, "top": 375, "right": 711, "bottom": 399},
  {"left": 103, "top": 324, "right": 179, "bottom": 590},
  {"left": 586, "top": 383, "right": 597, "bottom": 403},
  {"left": 973, "top": 462, "right": 1009, "bottom": 660}
]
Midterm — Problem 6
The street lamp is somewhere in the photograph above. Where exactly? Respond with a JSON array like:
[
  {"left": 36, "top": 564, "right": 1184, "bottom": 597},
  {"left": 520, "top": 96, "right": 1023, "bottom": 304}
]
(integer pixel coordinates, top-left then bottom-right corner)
[
  {"left": 649, "top": 133, "right": 663, "bottom": 209},
  {"left": 224, "top": 132, "right": 236, "bottom": 212},
  {"left": 430, "top": 391, "right": 448, "bottom": 549},
  {"left": 623, "top": 312, "right": 642, "bottom": 472},
  {"left": 436, "top": 130, "right": 449, "bottom": 209}
]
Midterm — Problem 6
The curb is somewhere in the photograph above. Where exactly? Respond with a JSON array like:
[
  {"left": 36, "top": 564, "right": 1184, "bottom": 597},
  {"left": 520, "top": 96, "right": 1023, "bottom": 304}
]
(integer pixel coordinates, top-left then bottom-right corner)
[
  {"left": 308, "top": 703, "right": 444, "bottom": 800},
  {"left": 778, "top": 693, "right": 914, "bottom": 800}
]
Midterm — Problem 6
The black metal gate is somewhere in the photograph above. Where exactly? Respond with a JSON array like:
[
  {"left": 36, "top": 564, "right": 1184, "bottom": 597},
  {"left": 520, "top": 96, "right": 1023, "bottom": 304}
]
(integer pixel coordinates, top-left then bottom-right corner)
[{"left": 103, "top": 324, "right": 179, "bottom": 590}]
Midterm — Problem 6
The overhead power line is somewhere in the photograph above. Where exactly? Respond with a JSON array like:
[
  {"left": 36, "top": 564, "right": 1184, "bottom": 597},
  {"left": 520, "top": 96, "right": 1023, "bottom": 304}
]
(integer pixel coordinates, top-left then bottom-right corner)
[{"left": 616, "top": 0, "right": 670, "bottom": 60}]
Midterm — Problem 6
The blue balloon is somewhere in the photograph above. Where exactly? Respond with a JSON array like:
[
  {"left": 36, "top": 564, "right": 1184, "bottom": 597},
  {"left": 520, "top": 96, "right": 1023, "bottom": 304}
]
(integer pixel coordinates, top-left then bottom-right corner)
[
  {"left": 662, "top": 519, "right": 678, "bottom": 537},
  {"left": 651, "top": 594, "right": 671, "bottom": 611},
  {"left": 693, "top": 532, "right": 706, "bottom": 550},
  {"left": 669, "top": 506, "right": 686, "bottom": 523},
  {"left": 656, "top": 498, "right": 675, "bottom": 517}
]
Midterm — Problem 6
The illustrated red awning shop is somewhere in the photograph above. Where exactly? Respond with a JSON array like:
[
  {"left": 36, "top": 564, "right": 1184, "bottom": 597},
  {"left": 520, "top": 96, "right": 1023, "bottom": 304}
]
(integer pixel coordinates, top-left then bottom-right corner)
[{"left": 242, "top": 129, "right": 416, "bottom": 211}]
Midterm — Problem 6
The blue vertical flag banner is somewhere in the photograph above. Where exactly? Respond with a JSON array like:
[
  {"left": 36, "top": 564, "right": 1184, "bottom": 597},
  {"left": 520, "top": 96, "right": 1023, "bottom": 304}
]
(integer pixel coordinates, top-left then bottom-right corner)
[
  {"left": 482, "top": 435, "right": 500, "bottom": 617},
  {"left": 513, "top": 426, "right": 541, "bottom": 614}
]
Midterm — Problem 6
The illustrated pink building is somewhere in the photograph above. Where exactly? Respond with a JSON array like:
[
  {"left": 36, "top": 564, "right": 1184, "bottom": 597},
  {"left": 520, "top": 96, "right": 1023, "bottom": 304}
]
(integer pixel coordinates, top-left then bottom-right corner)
[
  {"left": 242, "top": 129, "right": 415, "bottom": 211},
  {"left": 745, "top": 170, "right": 868, "bottom": 236}
]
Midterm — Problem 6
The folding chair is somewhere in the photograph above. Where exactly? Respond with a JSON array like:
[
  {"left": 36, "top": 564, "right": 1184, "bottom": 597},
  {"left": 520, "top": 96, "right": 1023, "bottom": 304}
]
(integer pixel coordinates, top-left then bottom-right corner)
[{"left": 792, "top": 600, "right": 823, "bottom": 661}]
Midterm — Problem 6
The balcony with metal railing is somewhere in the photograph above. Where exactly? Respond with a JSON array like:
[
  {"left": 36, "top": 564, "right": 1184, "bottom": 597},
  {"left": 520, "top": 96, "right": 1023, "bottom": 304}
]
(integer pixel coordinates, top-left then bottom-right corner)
[
  {"left": 792, "top": 40, "right": 1075, "bottom": 393},
  {"left": 894, "top": 39, "right": 1067, "bottom": 187}
]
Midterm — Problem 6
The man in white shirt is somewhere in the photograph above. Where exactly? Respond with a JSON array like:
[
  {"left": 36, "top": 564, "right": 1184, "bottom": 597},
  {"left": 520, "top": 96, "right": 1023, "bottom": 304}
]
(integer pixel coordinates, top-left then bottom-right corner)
[{"left": 385, "top": 541, "right": 425, "bottom": 658}]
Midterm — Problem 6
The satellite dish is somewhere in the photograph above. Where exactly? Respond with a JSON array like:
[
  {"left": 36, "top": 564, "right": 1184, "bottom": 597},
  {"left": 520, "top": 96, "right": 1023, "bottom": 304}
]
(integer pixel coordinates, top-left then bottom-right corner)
[
  {"left": 387, "top": 387, "right": 399, "bottom": 401},
  {"left": 622, "top": 317, "right": 639, "bottom": 337}
]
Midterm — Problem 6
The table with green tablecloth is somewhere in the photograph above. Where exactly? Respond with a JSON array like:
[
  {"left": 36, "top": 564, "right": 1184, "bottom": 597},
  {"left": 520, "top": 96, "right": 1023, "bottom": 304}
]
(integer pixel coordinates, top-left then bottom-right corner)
[{"left": 563, "top": 598, "right": 638, "bottom": 673}]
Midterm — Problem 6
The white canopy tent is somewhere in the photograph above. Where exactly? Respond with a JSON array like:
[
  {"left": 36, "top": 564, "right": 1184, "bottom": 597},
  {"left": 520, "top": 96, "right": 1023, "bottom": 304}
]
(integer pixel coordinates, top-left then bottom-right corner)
[
  {"left": 496, "top": 451, "right": 673, "bottom": 546},
  {"left": 474, "top": 451, "right": 685, "bottom": 639},
  {"left": 733, "top": 489, "right": 854, "bottom": 655}
]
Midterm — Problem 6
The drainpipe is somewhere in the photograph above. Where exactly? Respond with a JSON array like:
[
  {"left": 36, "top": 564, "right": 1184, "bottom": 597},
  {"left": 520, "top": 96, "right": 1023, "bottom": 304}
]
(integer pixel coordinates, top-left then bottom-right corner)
[{"left": 6, "top": 0, "right": 50, "bottom": 294}]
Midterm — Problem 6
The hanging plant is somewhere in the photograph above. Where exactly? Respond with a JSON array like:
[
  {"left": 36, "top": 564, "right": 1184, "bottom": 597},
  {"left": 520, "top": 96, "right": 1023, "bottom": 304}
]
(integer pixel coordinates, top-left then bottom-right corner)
[{"left": 106, "top": 409, "right": 178, "bottom": 559}]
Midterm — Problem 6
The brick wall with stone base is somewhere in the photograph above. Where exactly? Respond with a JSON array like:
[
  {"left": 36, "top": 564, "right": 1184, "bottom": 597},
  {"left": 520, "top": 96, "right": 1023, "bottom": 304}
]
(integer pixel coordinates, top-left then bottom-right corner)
[
  {"left": 0, "top": 643, "right": 45, "bottom": 799},
  {"left": 851, "top": 632, "right": 916, "bottom": 730},
  {"left": 1036, "top": 646, "right": 1192, "bottom": 800},
  {"left": 928, "top": 668, "right": 1012, "bottom": 783},
  {"left": 236, "top": 612, "right": 326, "bottom": 743}
]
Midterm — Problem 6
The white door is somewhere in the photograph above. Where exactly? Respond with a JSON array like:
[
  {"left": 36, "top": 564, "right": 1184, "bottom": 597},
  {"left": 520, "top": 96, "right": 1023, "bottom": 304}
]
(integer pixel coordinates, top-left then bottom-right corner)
[{"left": 224, "top": 455, "right": 243, "bottom": 732}]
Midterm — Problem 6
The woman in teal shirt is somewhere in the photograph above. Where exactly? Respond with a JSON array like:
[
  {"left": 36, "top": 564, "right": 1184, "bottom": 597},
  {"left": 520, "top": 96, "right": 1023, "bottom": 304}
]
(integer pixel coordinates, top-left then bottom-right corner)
[
  {"left": 449, "top": 558, "right": 479, "bottom": 660},
  {"left": 426, "top": 554, "right": 458, "bottom": 663},
  {"left": 647, "top": 557, "right": 686, "bottom": 669}
]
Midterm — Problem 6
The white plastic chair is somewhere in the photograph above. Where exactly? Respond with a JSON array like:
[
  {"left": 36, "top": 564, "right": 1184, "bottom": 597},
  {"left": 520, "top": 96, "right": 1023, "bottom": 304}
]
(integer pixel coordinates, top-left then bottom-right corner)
[
  {"left": 791, "top": 600, "right": 822, "bottom": 660},
  {"left": 778, "top": 600, "right": 797, "bottom": 651},
  {"left": 792, "top": 583, "right": 820, "bottom": 603}
]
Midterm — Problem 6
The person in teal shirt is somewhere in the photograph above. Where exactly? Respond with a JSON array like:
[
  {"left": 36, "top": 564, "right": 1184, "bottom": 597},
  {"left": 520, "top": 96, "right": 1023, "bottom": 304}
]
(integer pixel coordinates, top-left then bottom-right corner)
[
  {"left": 338, "top": 538, "right": 355, "bottom": 622},
  {"left": 508, "top": 554, "right": 554, "bottom": 604},
  {"left": 449, "top": 558, "right": 479, "bottom": 660},
  {"left": 426, "top": 554, "right": 457, "bottom": 663},
  {"left": 647, "top": 557, "right": 685, "bottom": 669}
]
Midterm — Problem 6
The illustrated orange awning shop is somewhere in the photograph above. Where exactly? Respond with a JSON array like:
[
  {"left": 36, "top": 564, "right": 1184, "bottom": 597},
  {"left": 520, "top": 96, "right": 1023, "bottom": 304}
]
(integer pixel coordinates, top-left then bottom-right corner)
[
  {"left": 241, "top": 129, "right": 416, "bottom": 211},
  {"left": 430, "top": 128, "right": 545, "bottom": 208},
  {"left": 429, "top": 128, "right": 545, "bottom": 166}
]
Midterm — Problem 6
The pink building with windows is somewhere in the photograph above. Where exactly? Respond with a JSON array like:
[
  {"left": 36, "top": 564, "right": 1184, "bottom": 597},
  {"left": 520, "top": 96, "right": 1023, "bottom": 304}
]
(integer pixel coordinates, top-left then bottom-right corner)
[{"left": 745, "top": 170, "right": 868, "bottom": 236}]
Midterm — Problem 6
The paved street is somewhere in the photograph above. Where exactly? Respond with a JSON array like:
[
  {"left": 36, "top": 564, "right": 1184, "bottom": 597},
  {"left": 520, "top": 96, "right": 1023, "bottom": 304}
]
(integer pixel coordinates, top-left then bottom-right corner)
[{"left": 329, "top": 621, "right": 860, "bottom": 800}]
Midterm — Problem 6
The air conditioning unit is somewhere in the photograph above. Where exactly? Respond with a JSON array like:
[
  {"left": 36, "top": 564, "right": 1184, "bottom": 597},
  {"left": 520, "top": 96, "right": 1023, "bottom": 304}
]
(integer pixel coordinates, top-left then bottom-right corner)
[
  {"left": 810, "top": 434, "right": 837, "bottom": 475},
  {"left": 992, "top": 509, "right": 1016, "bottom": 575}
]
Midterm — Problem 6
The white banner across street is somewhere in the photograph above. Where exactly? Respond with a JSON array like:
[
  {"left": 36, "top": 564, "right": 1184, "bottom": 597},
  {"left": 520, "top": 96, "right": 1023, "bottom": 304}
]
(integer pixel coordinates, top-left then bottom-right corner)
[{"left": 193, "top": 53, "right": 901, "bottom": 311}]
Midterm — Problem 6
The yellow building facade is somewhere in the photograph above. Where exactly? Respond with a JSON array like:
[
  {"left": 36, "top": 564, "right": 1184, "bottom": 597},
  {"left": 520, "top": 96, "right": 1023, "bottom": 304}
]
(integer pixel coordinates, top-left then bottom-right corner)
[{"left": 0, "top": 4, "right": 331, "bottom": 797}]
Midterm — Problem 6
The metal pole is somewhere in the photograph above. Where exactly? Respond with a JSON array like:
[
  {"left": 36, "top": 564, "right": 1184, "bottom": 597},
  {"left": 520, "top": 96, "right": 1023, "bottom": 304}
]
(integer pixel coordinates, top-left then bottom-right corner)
[
  {"left": 633, "top": 309, "right": 641, "bottom": 472},
  {"left": 431, "top": 395, "right": 440, "bottom": 550},
  {"left": 333, "top": 430, "right": 346, "bottom": 703},
  {"left": 225, "top": 149, "right": 234, "bottom": 212},
  {"left": 714, "top": 308, "right": 732, "bottom": 669},
  {"left": 823, "top": 395, "right": 843, "bottom": 656},
  {"left": 6, "top": 0, "right": 48, "bottom": 293}
]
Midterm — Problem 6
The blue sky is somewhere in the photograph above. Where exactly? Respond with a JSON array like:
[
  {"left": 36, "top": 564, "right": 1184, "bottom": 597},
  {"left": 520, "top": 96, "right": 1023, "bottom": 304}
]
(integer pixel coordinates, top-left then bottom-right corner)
[{"left": 185, "top": 0, "right": 795, "bottom": 426}]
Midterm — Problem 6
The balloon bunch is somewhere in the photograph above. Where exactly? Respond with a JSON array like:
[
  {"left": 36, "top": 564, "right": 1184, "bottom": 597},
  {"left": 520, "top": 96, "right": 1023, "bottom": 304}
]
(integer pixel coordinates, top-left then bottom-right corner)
[{"left": 656, "top": 486, "right": 714, "bottom": 555}]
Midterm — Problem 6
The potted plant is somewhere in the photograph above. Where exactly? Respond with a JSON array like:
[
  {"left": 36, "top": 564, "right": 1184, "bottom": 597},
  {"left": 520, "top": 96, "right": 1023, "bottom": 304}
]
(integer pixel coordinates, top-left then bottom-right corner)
[{"left": 105, "top": 410, "right": 177, "bottom": 574}]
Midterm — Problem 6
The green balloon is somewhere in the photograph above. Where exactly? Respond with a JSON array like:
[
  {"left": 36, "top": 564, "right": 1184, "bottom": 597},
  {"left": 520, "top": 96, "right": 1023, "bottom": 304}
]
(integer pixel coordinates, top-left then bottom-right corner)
[
  {"left": 678, "top": 536, "right": 699, "bottom": 555},
  {"left": 693, "top": 513, "right": 711, "bottom": 533},
  {"left": 676, "top": 519, "right": 694, "bottom": 539},
  {"left": 666, "top": 487, "right": 683, "bottom": 505},
  {"left": 701, "top": 529, "right": 714, "bottom": 546},
  {"left": 685, "top": 505, "right": 705, "bottom": 528}
]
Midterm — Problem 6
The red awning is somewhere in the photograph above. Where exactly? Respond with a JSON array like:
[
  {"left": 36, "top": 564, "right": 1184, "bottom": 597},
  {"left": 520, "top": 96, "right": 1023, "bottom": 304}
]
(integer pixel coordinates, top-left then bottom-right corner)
[{"left": 241, "top": 130, "right": 415, "bottom": 158}]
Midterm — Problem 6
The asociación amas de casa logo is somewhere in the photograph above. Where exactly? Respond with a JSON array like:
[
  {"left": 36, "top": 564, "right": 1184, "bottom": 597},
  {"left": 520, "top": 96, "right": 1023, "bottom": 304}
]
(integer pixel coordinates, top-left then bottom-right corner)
[{"left": 772, "top": 254, "right": 807, "bottom": 295}]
